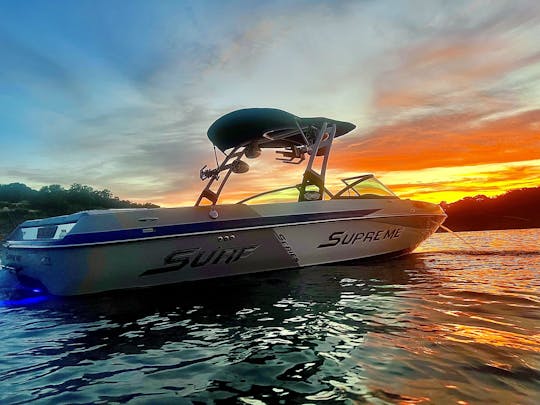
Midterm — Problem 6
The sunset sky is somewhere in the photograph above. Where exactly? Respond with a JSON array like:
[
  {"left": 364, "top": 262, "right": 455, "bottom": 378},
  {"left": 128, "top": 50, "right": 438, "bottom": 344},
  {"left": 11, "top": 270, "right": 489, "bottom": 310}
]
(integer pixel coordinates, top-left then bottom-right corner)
[{"left": 1, "top": 0, "right": 539, "bottom": 206}]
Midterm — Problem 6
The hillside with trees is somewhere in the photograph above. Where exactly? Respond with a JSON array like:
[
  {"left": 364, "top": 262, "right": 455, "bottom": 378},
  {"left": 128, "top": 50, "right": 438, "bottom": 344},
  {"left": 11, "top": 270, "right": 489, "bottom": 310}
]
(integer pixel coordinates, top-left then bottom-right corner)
[
  {"left": 441, "top": 187, "right": 540, "bottom": 231},
  {"left": 0, "top": 183, "right": 159, "bottom": 237}
]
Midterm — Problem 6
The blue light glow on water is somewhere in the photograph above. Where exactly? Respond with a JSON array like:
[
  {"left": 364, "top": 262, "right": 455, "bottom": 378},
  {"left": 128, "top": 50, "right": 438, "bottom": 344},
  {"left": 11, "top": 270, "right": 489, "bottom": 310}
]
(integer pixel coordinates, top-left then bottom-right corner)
[
  {"left": 0, "top": 294, "right": 48, "bottom": 307},
  {"left": 0, "top": 229, "right": 538, "bottom": 403},
  {"left": 0, "top": 268, "right": 49, "bottom": 307}
]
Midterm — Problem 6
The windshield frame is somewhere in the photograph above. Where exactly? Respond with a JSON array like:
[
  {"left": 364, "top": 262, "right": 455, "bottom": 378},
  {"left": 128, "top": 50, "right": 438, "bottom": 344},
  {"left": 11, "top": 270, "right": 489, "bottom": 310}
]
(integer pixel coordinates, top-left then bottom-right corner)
[
  {"left": 237, "top": 175, "right": 397, "bottom": 205},
  {"left": 333, "top": 174, "right": 398, "bottom": 199},
  {"left": 237, "top": 185, "right": 335, "bottom": 205}
]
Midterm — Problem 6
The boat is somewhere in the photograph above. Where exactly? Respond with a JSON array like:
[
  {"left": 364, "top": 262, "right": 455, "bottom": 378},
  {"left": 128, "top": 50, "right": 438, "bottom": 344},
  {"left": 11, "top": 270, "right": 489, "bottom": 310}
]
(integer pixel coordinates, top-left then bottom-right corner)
[{"left": 0, "top": 108, "right": 446, "bottom": 296}]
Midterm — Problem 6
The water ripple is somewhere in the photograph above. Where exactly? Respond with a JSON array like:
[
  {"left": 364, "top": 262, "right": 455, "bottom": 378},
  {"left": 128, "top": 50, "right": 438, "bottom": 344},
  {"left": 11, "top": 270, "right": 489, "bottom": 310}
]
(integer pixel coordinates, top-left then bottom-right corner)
[{"left": 0, "top": 229, "right": 539, "bottom": 403}]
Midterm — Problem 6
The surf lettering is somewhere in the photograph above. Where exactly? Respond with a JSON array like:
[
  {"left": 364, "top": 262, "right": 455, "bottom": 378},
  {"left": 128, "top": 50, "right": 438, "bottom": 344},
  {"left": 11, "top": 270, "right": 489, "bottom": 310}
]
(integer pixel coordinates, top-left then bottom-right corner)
[
  {"left": 318, "top": 228, "right": 402, "bottom": 248},
  {"left": 141, "top": 245, "right": 259, "bottom": 276}
]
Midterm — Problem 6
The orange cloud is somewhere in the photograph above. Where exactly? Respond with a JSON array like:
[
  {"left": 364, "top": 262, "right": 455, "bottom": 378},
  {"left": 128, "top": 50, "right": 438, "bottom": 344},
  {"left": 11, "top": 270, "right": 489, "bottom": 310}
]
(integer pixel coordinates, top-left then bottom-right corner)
[{"left": 333, "top": 109, "right": 540, "bottom": 173}]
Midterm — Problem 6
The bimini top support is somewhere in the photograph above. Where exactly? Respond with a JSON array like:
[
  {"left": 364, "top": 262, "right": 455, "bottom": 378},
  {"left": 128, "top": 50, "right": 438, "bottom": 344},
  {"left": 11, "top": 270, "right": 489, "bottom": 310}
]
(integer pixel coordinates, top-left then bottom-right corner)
[
  {"left": 298, "top": 121, "right": 336, "bottom": 201},
  {"left": 195, "top": 146, "right": 245, "bottom": 209},
  {"left": 196, "top": 108, "right": 355, "bottom": 212}
]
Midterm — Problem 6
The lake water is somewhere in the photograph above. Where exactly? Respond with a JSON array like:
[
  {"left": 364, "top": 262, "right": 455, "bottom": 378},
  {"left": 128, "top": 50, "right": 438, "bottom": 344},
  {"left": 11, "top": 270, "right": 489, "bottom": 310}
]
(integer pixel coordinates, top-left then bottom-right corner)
[{"left": 1, "top": 229, "right": 539, "bottom": 404}]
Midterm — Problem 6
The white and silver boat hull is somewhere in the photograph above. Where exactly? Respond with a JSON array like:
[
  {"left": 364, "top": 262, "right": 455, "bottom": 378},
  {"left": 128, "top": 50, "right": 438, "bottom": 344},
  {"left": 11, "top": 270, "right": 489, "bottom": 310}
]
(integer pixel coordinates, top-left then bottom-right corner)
[{"left": 1, "top": 200, "right": 445, "bottom": 295}]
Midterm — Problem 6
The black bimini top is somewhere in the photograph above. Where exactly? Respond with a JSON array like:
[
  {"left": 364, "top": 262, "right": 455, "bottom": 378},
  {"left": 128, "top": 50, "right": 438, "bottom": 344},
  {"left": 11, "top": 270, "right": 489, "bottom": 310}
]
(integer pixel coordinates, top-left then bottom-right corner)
[{"left": 207, "top": 108, "right": 356, "bottom": 151}]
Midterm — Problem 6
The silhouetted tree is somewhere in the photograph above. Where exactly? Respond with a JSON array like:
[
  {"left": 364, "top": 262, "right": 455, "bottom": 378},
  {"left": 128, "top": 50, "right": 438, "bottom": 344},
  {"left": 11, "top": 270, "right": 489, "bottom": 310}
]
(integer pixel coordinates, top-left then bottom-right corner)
[
  {"left": 0, "top": 182, "right": 36, "bottom": 202},
  {"left": 0, "top": 182, "right": 159, "bottom": 236},
  {"left": 442, "top": 187, "right": 540, "bottom": 231}
]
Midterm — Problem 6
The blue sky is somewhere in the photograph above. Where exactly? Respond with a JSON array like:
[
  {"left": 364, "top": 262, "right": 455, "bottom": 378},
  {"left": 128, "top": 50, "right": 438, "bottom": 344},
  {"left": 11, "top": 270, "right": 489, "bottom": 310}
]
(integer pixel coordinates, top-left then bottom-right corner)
[{"left": 1, "top": 0, "right": 540, "bottom": 204}]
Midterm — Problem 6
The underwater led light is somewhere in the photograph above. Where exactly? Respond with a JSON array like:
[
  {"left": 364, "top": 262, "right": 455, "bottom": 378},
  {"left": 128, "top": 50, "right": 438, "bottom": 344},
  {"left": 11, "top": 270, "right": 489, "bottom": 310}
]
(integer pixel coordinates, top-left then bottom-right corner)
[
  {"left": 0, "top": 278, "right": 49, "bottom": 307},
  {"left": 0, "top": 295, "right": 48, "bottom": 306}
]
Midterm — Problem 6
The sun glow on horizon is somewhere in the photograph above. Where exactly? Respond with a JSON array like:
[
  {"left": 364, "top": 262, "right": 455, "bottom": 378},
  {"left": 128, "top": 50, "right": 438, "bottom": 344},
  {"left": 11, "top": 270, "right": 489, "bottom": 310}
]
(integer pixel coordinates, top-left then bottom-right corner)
[{"left": 380, "top": 159, "right": 540, "bottom": 203}]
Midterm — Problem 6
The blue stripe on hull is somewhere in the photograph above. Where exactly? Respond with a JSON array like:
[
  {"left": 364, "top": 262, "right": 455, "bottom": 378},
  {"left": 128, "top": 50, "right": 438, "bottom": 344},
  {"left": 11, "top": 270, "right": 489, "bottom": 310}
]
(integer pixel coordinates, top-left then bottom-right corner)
[{"left": 8, "top": 209, "right": 380, "bottom": 248}]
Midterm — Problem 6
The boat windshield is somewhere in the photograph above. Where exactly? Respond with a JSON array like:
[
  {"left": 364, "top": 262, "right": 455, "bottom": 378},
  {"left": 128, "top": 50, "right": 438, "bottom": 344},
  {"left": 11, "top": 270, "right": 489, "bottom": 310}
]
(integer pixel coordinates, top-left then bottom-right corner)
[
  {"left": 238, "top": 175, "right": 396, "bottom": 204},
  {"left": 333, "top": 175, "right": 397, "bottom": 199},
  {"left": 238, "top": 185, "right": 333, "bottom": 205},
  {"left": 238, "top": 186, "right": 299, "bottom": 205}
]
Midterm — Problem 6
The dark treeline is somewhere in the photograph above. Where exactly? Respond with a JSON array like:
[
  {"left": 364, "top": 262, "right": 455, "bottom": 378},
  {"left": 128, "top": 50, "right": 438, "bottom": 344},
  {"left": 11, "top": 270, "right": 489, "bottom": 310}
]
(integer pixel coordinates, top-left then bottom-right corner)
[
  {"left": 442, "top": 187, "right": 540, "bottom": 231},
  {"left": 0, "top": 182, "right": 159, "bottom": 236}
]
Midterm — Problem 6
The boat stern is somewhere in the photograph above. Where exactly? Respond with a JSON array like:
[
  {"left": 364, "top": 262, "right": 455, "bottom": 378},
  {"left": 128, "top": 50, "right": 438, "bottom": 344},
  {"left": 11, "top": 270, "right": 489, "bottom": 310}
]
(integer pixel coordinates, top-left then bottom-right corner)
[{"left": 0, "top": 212, "right": 92, "bottom": 295}]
